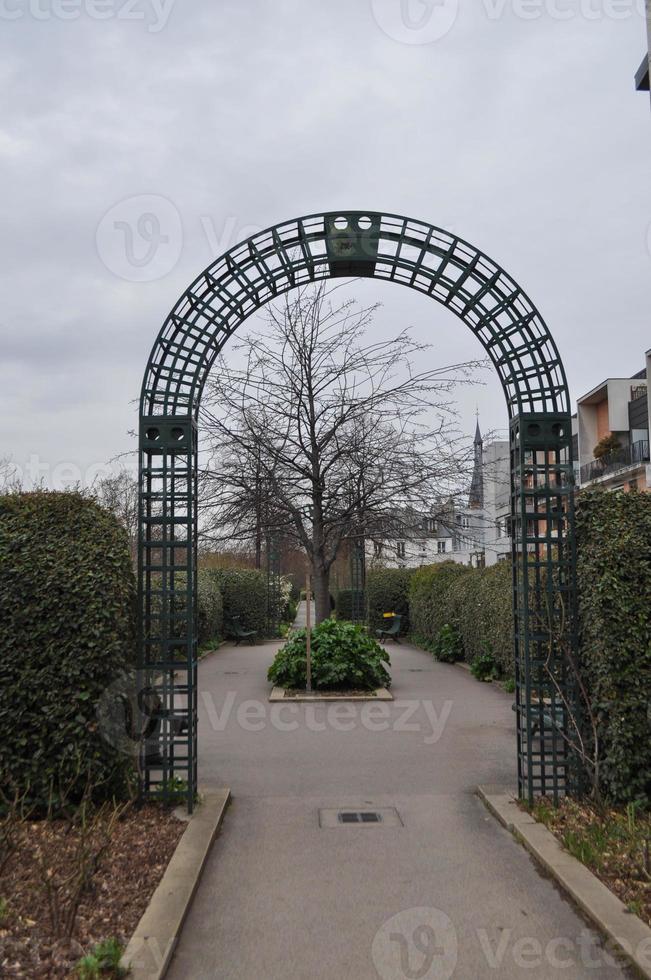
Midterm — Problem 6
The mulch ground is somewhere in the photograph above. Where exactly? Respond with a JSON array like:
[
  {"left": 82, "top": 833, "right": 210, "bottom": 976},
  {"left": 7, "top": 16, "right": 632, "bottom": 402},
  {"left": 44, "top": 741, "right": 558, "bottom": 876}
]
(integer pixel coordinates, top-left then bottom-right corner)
[
  {"left": 0, "top": 803, "right": 185, "bottom": 979},
  {"left": 528, "top": 797, "right": 651, "bottom": 927}
]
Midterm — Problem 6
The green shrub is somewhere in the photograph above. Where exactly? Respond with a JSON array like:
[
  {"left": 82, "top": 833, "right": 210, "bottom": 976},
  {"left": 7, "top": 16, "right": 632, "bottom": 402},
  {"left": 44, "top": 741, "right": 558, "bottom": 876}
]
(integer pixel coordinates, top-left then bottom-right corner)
[
  {"left": 366, "top": 568, "right": 413, "bottom": 634},
  {"left": 208, "top": 568, "right": 268, "bottom": 637},
  {"left": 431, "top": 624, "right": 463, "bottom": 663},
  {"left": 576, "top": 489, "right": 651, "bottom": 805},
  {"left": 471, "top": 649, "right": 499, "bottom": 682},
  {"left": 409, "top": 562, "right": 470, "bottom": 645},
  {"left": 268, "top": 619, "right": 391, "bottom": 691},
  {"left": 76, "top": 937, "right": 125, "bottom": 979},
  {"left": 0, "top": 492, "right": 136, "bottom": 811},
  {"left": 335, "top": 589, "right": 365, "bottom": 621}
]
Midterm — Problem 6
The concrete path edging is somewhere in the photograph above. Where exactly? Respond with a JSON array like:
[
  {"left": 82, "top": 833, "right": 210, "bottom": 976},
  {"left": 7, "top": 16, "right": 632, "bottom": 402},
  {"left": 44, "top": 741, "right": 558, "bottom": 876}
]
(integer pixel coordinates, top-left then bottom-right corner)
[
  {"left": 268, "top": 685, "right": 393, "bottom": 702},
  {"left": 120, "top": 788, "right": 231, "bottom": 980},
  {"left": 478, "top": 786, "right": 651, "bottom": 979}
]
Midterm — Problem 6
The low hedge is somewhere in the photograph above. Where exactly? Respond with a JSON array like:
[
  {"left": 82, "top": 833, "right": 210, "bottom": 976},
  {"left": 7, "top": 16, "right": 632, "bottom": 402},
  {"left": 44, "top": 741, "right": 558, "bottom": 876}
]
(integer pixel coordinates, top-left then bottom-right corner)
[
  {"left": 366, "top": 567, "right": 413, "bottom": 634},
  {"left": 0, "top": 492, "right": 136, "bottom": 811}
]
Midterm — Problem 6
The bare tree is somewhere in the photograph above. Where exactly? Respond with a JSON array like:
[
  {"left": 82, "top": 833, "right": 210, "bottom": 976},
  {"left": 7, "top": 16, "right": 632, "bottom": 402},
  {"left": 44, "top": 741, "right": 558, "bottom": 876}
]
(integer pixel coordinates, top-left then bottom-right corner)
[
  {"left": 200, "top": 284, "right": 486, "bottom": 623},
  {"left": 92, "top": 467, "right": 139, "bottom": 558}
]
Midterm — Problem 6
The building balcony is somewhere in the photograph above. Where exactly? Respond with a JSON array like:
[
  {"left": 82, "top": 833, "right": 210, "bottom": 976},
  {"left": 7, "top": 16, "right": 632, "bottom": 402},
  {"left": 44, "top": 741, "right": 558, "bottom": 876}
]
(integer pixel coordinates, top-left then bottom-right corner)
[{"left": 580, "top": 439, "right": 650, "bottom": 485}]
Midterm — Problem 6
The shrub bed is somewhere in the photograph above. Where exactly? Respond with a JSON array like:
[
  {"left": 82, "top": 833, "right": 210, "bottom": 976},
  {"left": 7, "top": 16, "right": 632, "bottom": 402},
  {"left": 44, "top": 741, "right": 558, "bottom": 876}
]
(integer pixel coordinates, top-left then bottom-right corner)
[
  {"left": 0, "top": 491, "right": 136, "bottom": 811},
  {"left": 366, "top": 568, "right": 413, "bottom": 635},
  {"left": 268, "top": 619, "right": 391, "bottom": 691}
]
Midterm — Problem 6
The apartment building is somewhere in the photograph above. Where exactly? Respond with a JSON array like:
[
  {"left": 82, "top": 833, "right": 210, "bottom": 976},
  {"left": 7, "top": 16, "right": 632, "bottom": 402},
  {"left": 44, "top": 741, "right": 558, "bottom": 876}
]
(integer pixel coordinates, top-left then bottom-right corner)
[
  {"left": 636, "top": 0, "right": 650, "bottom": 100},
  {"left": 576, "top": 351, "right": 651, "bottom": 492}
]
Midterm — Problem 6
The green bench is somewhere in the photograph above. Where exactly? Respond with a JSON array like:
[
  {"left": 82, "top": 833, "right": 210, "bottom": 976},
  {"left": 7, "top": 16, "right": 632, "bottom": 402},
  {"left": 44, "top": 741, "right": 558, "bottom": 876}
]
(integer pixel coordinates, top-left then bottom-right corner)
[
  {"left": 227, "top": 616, "right": 256, "bottom": 646},
  {"left": 377, "top": 614, "right": 402, "bottom": 644}
]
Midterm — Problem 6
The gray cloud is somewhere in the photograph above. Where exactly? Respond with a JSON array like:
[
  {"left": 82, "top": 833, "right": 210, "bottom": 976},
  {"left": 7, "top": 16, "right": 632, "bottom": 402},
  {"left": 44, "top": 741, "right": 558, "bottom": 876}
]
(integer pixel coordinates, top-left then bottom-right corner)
[{"left": 1, "top": 0, "right": 650, "bottom": 485}]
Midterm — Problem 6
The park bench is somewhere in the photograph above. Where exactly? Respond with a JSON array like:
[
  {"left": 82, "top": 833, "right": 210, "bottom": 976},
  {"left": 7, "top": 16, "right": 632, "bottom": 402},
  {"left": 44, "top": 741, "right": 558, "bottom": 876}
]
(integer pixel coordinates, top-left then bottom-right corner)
[
  {"left": 227, "top": 615, "right": 256, "bottom": 646},
  {"left": 377, "top": 614, "right": 402, "bottom": 644}
]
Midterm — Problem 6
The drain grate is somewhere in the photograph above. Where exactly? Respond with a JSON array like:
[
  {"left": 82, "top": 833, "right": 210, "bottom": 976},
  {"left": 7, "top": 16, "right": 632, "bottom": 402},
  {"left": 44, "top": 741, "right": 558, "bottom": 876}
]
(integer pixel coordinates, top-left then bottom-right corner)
[
  {"left": 319, "top": 807, "right": 403, "bottom": 828},
  {"left": 338, "top": 811, "right": 382, "bottom": 824}
]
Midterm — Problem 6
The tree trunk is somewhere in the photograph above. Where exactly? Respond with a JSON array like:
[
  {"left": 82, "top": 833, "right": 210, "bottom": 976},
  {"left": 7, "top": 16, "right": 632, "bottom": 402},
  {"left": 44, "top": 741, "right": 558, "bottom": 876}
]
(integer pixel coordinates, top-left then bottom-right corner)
[{"left": 311, "top": 563, "right": 331, "bottom": 625}]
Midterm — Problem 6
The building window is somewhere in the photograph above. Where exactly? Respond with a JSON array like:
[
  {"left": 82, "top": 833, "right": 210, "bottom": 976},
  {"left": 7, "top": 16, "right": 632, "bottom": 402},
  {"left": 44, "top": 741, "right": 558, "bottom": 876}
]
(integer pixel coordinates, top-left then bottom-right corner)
[
  {"left": 373, "top": 542, "right": 383, "bottom": 558},
  {"left": 427, "top": 518, "right": 437, "bottom": 533},
  {"left": 437, "top": 540, "right": 446, "bottom": 554},
  {"left": 397, "top": 542, "right": 406, "bottom": 559}
]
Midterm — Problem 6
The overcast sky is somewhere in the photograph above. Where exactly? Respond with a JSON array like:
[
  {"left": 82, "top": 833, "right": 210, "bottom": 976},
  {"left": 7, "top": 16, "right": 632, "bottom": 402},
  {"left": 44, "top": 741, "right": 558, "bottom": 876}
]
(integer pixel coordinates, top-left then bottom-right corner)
[{"left": 1, "top": 0, "right": 650, "bottom": 487}]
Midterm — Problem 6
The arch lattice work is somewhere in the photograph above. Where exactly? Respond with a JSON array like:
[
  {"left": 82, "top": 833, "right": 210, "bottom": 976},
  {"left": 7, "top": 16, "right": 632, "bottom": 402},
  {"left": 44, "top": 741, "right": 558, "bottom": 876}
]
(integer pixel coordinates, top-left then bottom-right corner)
[{"left": 138, "top": 211, "right": 578, "bottom": 812}]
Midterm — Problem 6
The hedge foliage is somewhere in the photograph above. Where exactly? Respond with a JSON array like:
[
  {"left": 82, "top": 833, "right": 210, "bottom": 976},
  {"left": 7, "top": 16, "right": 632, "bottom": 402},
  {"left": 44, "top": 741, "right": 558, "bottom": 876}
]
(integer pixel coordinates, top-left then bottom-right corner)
[
  {"left": 207, "top": 568, "right": 268, "bottom": 637},
  {"left": 575, "top": 489, "right": 651, "bottom": 805},
  {"left": 366, "top": 567, "right": 413, "bottom": 634},
  {"left": 447, "top": 561, "right": 514, "bottom": 677},
  {"left": 409, "top": 562, "right": 470, "bottom": 645},
  {"left": 268, "top": 619, "right": 391, "bottom": 691},
  {"left": 0, "top": 492, "right": 136, "bottom": 810},
  {"left": 197, "top": 572, "right": 223, "bottom": 646}
]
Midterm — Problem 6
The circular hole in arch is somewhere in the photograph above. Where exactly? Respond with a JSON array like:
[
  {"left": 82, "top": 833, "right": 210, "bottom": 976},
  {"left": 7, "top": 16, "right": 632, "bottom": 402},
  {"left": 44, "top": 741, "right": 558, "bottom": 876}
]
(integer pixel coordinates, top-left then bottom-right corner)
[
  {"left": 146, "top": 427, "right": 160, "bottom": 442},
  {"left": 170, "top": 427, "right": 185, "bottom": 442},
  {"left": 358, "top": 215, "right": 372, "bottom": 230},
  {"left": 527, "top": 423, "right": 542, "bottom": 438},
  {"left": 334, "top": 216, "right": 348, "bottom": 231}
]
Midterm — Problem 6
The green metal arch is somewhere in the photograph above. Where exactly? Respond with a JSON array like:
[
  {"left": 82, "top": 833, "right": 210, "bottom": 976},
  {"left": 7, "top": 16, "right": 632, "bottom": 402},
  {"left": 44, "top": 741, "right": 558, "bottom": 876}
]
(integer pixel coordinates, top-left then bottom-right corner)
[
  {"left": 138, "top": 210, "right": 577, "bottom": 811},
  {"left": 140, "top": 210, "right": 570, "bottom": 420}
]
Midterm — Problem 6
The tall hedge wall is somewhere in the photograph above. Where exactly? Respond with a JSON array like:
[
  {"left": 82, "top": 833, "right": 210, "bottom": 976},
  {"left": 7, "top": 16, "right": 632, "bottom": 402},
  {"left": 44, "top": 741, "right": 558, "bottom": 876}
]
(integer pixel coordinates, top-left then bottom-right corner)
[
  {"left": 575, "top": 488, "right": 651, "bottom": 805},
  {"left": 366, "top": 567, "right": 413, "bottom": 634},
  {"left": 0, "top": 492, "right": 136, "bottom": 810},
  {"left": 409, "top": 562, "right": 470, "bottom": 645},
  {"left": 446, "top": 561, "right": 514, "bottom": 676},
  {"left": 197, "top": 571, "right": 223, "bottom": 646},
  {"left": 208, "top": 568, "right": 268, "bottom": 637}
]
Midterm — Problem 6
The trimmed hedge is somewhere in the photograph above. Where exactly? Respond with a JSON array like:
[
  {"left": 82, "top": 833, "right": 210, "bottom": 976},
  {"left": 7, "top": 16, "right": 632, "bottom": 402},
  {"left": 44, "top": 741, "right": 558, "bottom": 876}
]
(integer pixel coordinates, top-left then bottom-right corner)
[
  {"left": 366, "top": 568, "right": 413, "bottom": 634},
  {"left": 197, "top": 571, "right": 223, "bottom": 646},
  {"left": 575, "top": 489, "right": 651, "bottom": 805},
  {"left": 448, "top": 561, "right": 514, "bottom": 677},
  {"left": 409, "top": 562, "right": 470, "bottom": 646},
  {"left": 0, "top": 491, "right": 136, "bottom": 810},
  {"left": 208, "top": 568, "right": 268, "bottom": 637}
]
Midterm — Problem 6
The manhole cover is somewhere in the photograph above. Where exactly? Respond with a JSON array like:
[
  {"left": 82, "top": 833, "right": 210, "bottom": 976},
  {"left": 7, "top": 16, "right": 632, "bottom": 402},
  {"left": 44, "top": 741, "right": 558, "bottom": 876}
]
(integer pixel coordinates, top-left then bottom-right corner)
[{"left": 319, "top": 807, "right": 403, "bottom": 828}]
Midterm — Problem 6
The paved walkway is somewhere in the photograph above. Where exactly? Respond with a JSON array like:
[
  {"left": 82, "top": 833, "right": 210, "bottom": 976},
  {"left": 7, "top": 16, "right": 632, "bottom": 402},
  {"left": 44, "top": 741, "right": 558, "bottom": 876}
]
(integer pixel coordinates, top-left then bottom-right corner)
[
  {"left": 292, "top": 598, "right": 315, "bottom": 628},
  {"left": 167, "top": 641, "right": 626, "bottom": 980}
]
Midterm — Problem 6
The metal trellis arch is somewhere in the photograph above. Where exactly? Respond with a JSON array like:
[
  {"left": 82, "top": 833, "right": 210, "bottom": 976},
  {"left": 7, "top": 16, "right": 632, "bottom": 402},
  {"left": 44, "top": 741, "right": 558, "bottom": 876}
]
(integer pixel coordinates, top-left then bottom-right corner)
[{"left": 138, "top": 210, "right": 577, "bottom": 812}]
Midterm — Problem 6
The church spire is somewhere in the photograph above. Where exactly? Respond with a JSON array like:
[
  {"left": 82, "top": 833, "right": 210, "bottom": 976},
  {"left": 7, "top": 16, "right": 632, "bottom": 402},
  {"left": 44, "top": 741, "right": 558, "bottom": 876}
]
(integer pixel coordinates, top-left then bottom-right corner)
[{"left": 469, "top": 412, "right": 484, "bottom": 509}]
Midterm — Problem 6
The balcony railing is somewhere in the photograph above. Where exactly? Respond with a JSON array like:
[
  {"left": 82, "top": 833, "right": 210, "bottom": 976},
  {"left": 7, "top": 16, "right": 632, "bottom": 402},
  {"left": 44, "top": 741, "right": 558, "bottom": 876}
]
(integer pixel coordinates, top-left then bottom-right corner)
[{"left": 580, "top": 439, "right": 650, "bottom": 484}]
